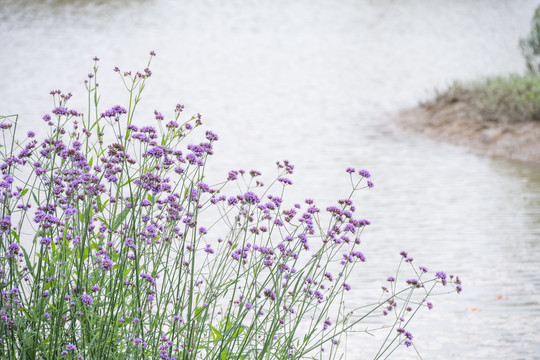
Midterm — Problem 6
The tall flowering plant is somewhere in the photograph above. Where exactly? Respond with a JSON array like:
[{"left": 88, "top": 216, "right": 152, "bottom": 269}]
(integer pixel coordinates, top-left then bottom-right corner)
[{"left": 0, "top": 53, "right": 461, "bottom": 360}]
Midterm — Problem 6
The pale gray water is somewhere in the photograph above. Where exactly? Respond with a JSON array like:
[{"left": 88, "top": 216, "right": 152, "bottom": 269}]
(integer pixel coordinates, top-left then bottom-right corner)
[{"left": 1, "top": 0, "right": 540, "bottom": 358}]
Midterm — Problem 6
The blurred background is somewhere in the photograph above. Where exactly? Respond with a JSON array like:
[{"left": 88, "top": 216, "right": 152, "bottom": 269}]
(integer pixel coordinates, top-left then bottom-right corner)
[{"left": 1, "top": 0, "right": 539, "bottom": 358}]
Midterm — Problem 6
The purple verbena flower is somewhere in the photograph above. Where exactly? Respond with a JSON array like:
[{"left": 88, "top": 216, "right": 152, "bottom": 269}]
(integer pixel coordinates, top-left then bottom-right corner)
[
  {"left": 154, "top": 110, "right": 164, "bottom": 120},
  {"left": 100, "top": 257, "right": 114, "bottom": 271},
  {"left": 100, "top": 105, "right": 127, "bottom": 118},
  {"left": 358, "top": 169, "right": 371, "bottom": 178},
  {"left": 205, "top": 131, "right": 219, "bottom": 141},
  {"left": 81, "top": 294, "right": 93, "bottom": 306},
  {"left": 140, "top": 199, "right": 152, "bottom": 207},
  {"left": 197, "top": 182, "right": 211, "bottom": 193},
  {"left": 277, "top": 177, "right": 293, "bottom": 185},
  {"left": 323, "top": 319, "right": 332, "bottom": 331},
  {"left": 263, "top": 289, "right": 276, "bottom": 301},
  {"left": 436, "top": 271, "right": 447, "bottom": 285},
  {"left": 52, "top": 106, "right": 69, "bottom": 116},
  {"left": 243, "top": 191, "right": 260, "bottom": 204},
  {"left": 0, "top": 216, "right": 11, "bottom": 232}
]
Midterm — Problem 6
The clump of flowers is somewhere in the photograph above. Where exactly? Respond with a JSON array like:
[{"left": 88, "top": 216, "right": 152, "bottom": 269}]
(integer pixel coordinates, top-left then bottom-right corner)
[{"left": 0, "top": 53, "right": 461, "bottom": 359}]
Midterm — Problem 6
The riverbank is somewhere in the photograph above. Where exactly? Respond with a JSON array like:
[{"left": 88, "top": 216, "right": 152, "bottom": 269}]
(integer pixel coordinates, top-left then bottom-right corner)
[{"left": 394, "top": 75, "right": 540, "bottom": 163}]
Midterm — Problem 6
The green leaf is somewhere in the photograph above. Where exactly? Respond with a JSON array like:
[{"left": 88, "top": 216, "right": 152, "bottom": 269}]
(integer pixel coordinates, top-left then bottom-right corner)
[
  {"left": 32, "top": 191, "right": 40, "bottom": 205},
  {"left": 209, "top": 325, "right": 221, "bottom": 341},
  {"left": 119, "top": 177, "right": 135, "bottom": 188},
  {"left": 97, "top": 195, "right": 102, "bottom": 211},
  {"left": 112, "top": 208, "right": 131, "bottom": 231},
  {"left": 21, "top": 246, "right": 34, "bottom": 277},
  {"left": 233, "top": 325, "right": 246, "bottom": 339},
  {"left": 97, "top": 217, "right": 110, "bottom": 228}
]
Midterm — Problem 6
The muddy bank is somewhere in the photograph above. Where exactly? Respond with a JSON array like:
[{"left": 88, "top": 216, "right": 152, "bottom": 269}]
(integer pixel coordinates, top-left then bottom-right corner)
[{"left": 394, "top": 100, "right": 540, "bottom": 163}]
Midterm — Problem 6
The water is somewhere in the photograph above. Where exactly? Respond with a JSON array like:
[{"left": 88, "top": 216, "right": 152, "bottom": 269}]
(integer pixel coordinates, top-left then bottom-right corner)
[{"left": 1, "top": 0, "right": 540, "bottom": 358}]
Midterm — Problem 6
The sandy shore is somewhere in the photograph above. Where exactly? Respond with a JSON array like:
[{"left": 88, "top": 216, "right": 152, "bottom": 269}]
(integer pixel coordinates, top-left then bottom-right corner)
[{"left": 394, "top": 100, "right": 540, "bottom": 163}]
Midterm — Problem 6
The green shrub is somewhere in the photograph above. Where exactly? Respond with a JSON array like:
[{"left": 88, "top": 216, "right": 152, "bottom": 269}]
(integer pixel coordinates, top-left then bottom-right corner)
[{"left": 520, "top": 6, "right": 540, "bottom": 73}]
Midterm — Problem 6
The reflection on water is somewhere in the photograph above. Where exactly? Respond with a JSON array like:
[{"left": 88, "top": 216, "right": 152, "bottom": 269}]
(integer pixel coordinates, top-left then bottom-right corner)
[{"left": 1, "top": 0, "right": 540, "bottom": 358}]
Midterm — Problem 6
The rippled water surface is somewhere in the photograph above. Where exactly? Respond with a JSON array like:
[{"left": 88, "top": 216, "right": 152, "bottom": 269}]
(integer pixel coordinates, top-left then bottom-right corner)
[{"left": 1, "top": 0, "right": 540, "bottom": 358}]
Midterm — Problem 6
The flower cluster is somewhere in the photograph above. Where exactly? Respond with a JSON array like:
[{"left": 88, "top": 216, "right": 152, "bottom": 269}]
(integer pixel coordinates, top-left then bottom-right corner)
[{"left": 0, "top": 54, "right": 461, "bottom": 360}]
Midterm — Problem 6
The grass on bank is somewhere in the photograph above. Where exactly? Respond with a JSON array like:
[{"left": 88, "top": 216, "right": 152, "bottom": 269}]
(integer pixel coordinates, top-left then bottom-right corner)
[{"left": 427, "top": 74, "right": 540, "bottom": 124}]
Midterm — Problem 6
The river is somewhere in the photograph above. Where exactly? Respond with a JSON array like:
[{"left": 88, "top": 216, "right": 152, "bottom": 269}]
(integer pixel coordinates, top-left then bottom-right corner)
[{"left": 1, "top": 0, "right": 539, "bottom": 358}]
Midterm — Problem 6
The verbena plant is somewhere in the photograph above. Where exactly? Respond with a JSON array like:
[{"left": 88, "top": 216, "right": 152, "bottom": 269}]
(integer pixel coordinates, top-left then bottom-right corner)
[{"left": 0, "top": 53, "right": 461, "bottom": 360}]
